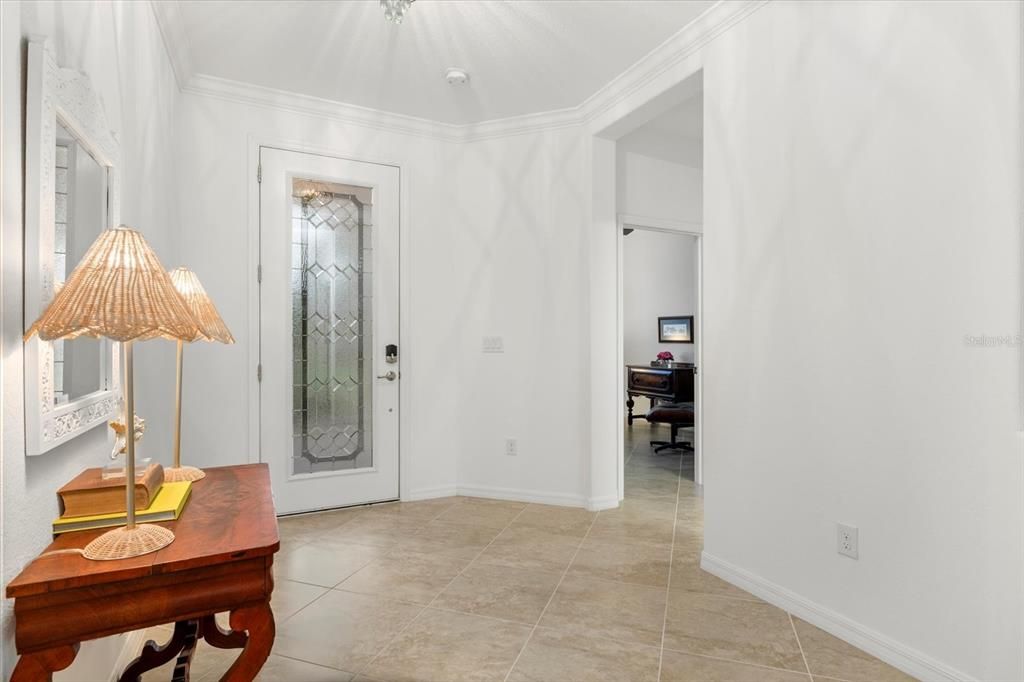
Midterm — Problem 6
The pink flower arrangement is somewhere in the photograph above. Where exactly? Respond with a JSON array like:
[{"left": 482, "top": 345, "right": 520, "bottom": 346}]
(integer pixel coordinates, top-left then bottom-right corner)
[{"left": 656, "top": 351, "right": 674, "bottom": 361}]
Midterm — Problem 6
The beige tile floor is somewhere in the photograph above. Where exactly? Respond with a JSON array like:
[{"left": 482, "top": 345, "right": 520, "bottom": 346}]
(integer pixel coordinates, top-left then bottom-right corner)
[{"left": 137, "top": 423, "right": 916, "bottom": 681}]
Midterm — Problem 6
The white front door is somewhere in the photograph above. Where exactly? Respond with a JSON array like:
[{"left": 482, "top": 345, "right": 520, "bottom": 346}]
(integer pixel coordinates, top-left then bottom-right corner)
[{"left": 259, "top": 147, "right": 400, "bottom": 514}]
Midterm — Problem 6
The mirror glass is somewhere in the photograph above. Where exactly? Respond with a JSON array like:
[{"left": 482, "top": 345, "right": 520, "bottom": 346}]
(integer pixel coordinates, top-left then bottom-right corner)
[{"left": 53, "top": 120, "right": 105, "bottom": 404}]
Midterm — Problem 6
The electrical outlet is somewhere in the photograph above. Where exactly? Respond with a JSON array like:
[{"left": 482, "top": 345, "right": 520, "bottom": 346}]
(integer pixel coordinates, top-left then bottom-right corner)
[
  {"left": 482, "top": 336, "right": 504, "bottom": 353},
  {"left": 505, "top": 438, "right": 517, "bottom": 456},
  {"left": 837, "top": 523, "right": 859, "bottom": 559}
]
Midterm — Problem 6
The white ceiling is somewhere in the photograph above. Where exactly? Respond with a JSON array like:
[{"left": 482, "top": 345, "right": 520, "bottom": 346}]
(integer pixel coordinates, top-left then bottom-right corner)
[{"left": 171, "top": 0, "right": 716, "bottom": 125}]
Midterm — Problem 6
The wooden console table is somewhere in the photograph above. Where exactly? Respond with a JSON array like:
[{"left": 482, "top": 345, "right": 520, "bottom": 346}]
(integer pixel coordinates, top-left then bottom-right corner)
[{"left": 6, "top": 464, "right": 280, "bottom": 681}]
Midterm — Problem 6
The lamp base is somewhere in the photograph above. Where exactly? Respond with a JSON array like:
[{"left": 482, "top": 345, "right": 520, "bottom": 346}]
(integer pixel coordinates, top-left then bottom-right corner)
[
  {"left": 82, "top": 524, "right": 175, "bottom": 561},
  {"left": 164, "top": 465, "right": 206, "bottom": 482}
]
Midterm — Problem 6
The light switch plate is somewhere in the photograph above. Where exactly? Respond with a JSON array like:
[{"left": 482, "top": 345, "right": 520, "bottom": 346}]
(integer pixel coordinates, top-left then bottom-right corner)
[{"left": 482, "top": 336, "right": 504, "bottom": 353}]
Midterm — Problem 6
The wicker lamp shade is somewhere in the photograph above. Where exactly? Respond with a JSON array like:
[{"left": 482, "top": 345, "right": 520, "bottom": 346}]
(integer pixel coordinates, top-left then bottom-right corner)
[
  {"left": 25, "top": 227, "right": 199, "bottom": 343},
  {"left": 165, "top": 267, "right": 234, "bottom": 483},
  {"left": 168, "top": 267, "right": 234, "bottom": 344},
  {"left": 25, "top": 226, "right": 196, "bottom": 561}
]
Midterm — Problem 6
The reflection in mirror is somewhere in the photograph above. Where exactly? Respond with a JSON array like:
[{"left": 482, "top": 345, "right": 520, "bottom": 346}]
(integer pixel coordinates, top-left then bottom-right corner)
[{"left": 53, "top": 120, "right": 104, "bottom": 404}]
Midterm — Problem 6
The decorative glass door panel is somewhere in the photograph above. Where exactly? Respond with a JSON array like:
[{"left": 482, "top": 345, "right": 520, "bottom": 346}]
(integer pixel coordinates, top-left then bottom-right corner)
[
  {"left": 292, "top": 181, "right": 373, "bottom": 474},
  {"left": 260, "top": 148, "right": 400, "bottom": 514}
]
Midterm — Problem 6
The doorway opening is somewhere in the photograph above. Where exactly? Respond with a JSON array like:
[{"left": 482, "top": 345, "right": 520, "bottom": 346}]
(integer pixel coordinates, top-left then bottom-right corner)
[
  {"left": 621, "top": 225, "right": 701, "bottom": 506},
  {"left": 611, "top": 74, "right": 704, "bottom": 507},
  {"left": 581, "top": 70, "right": 710, "bottom": 621}
]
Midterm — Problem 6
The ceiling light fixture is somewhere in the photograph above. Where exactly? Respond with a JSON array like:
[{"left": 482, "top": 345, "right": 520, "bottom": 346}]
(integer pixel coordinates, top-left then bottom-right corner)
[{"left": 381, "top": 0, "right": 413, "bottom": 24}]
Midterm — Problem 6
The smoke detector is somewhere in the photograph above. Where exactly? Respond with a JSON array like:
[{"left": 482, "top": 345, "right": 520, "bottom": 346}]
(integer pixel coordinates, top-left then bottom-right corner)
[{"left": 445, "top": 68, "right": 469, "bottom": 85}]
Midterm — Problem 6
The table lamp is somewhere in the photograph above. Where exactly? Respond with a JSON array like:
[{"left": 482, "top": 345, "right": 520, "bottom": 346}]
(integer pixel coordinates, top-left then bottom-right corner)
[
  {"left": 164, "top": 267, "right": 234, "bottom": 482},
  {"left": 25, "top": 226, "right": 199, "bottom": 560}
]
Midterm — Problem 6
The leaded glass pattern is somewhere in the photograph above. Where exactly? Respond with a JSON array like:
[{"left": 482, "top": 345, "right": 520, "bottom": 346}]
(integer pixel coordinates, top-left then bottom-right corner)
[{"left": 291, "top": 180, "right": 373, "bottom": 474}]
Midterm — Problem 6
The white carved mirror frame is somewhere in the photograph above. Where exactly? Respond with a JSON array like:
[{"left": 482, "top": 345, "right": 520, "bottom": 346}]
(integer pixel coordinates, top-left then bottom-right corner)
[{"left": 24, "top": 37, "right": 120, "bottom": 455}]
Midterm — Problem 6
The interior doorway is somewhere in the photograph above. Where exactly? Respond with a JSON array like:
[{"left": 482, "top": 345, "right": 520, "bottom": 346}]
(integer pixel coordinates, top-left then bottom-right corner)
[
  {"left": 619, "top": 222, "right": 702, "bottom": 501},
  {"left": 607, "top": 74, "right": 705, "bottom": 503}
]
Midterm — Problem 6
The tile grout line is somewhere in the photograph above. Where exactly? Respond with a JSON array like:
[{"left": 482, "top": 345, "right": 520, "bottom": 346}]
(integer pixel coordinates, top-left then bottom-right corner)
[
  {"left": 272, "top": 508, "right": 383, "bottom": 629},
  {"left": 287, "top": 488, "right": 805, "bottom": 679},
  {"left": 249, "top": 502, "right": 460, "bottom": 675},
  {"left": 655, "top": 443, "right": 687, "bottom": 682},
  {"left": 282, "top": 504, "right": 451, "bottom": 677},
  {"left": 657, "top": 587, "right": 762, "bottom": 604},
  {"left": 624, "top": 427, "right": 639, "bottom": 466},
  {"left": 271, "top": 651, "right": 357, "bottom": 674},
  {"left": 788, "top": 612, "right": 814, "bottom": 679},
  {"left": 385, "top": 596, "right": 813, "bottom": 678},
  {"left": 352, "top": 500, "right": 532, "bottom": 678},
  {"left": 660, "top": 646, "right": 822, "bottom": 677},
  {"left": 423, "top": 504, "right": 533, "bottom": 610},
  {"left": 272, "top": 490, "right": 825, "bottom": 679},
  {"left": 500, "top": 504, "right": 602, "bottom": 682},
  {"left": 273, "top": 573, "right": 803, "bottom": 680},
  {"left": 424, "top": 603, "right": 548, "bottom": 629},
  {"left": 271, "top": 582, "right": 334, "bottom": 629}
]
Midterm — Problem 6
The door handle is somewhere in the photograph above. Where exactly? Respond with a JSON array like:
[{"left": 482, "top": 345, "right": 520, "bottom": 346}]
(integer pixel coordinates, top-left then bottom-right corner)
[{"left": 376, "top": 371, "right": 398, "bottom": 381}]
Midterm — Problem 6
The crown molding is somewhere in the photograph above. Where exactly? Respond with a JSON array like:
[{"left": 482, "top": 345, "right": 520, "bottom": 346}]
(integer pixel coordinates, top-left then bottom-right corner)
[
  {"left": 183, "top": 73, "right": 465, "bottom": 142},
  {"left": 185, "top": 72, "right": 588, "bottom": 143},
  {"left": 157, "top": 0, "right": 766, "bottom": 144},
  {"left": 149, "top": 0, "right": 194, "bottom": 90},
  {"left": 580, "top": 0, "right": 767, "bottom": 129},
  {"left": 456, "top": 106, "right": 583, "bottom": 142}
]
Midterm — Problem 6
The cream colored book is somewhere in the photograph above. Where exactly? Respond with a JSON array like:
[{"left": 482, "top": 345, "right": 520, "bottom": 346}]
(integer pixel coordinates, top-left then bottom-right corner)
[
  {"left": 52, "top": 481, "right": 192, "bottom": 535},
  {"left": 57, "top": 462, "right": 164, "bottom": 518}
]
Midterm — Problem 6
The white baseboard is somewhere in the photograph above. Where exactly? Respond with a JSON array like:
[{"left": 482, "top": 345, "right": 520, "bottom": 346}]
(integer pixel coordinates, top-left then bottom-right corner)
[
  {"left": 456, "top": 484, "right": 587, "bottom": 508},
  {"left": 405, "top": 485, "right": 458, "bottom": 501},
  {"left": 700, "top": 552, "right": 973, "bottom": 682},
  {"left": 405, "top": 484, "right": 620, "bottom": 511},
  {"left": 585, "top": 494, "right": 621, "bottom": 511},
  {"left": 110, "top": 629, "right": 148, "bottom": 681}
]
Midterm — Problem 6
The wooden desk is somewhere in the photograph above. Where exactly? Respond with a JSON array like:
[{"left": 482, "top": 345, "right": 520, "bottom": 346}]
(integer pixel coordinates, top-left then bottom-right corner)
[
  {"left": 6, "top": 464, "right": 280, "bottom": 682},
  {"left": 625, "top": 364, "right": 695, "bottom": 424}
]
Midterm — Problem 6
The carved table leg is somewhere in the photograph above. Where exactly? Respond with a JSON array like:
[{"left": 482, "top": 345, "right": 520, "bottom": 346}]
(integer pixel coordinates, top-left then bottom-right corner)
[
  {"left": 200, "top": 614, "right": 248, "bottom": 649},
  {"left": 221, "top": 603, "right": 274, "bottom": 682},
  {"left": 626, "top": 394, "right": 635, "bottom": 424},
  {"left": 120, "top": 620, "right": 195, "bottom": 682},
  {"left": 11, "top": 643, "right": 78, "bottom": 682},
  {"left": 171, "top": 619, "right": 200, "bottom": 682}
]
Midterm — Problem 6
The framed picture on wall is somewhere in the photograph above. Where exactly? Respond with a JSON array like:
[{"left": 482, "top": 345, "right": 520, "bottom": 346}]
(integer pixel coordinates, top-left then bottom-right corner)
[{"left": 658, "top": 316, "right": 694, "bottom": 343}]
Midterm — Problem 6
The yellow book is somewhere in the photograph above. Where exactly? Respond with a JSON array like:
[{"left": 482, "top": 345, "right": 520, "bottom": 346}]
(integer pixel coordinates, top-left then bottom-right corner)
[{"left": 52, "top": 481, "right": 192, "bottom": 535}]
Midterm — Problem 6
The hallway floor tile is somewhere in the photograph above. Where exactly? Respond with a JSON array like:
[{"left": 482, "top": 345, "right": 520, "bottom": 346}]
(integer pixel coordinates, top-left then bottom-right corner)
[{"left": 136, "top": 423, "right": 915, "bottom": 681}]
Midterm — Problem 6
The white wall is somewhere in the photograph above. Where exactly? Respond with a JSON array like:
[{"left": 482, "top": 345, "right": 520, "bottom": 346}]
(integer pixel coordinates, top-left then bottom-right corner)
[
  {"left": 617, "top": 124, "right": 702, "bottom": 371},
  {"left": 589, "top": 1, "right": 1022, "bottom": 679},
  {"left": 174, "top": 92, "right": 461, "bottom": 500},
  {"left": 617, "top": 151, "right": 701, "bottom": 224},
  {"left": 615, "top": 124, "right": 702, "bottom": 170},
  {"left": 448, "top": 128, "right": 590, "bottom": 505},
  {"left": 175, "top": 91, "right": 592, "bottom": 506},
  {"left": 690, "top": 1, "right": 1022, "bottom": 679},
  {"left": 622, "top": 230, "right": 697, "bottom": 366},
  {"left": 2, "top": 2, "right": 182, "bottom": 678}
]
